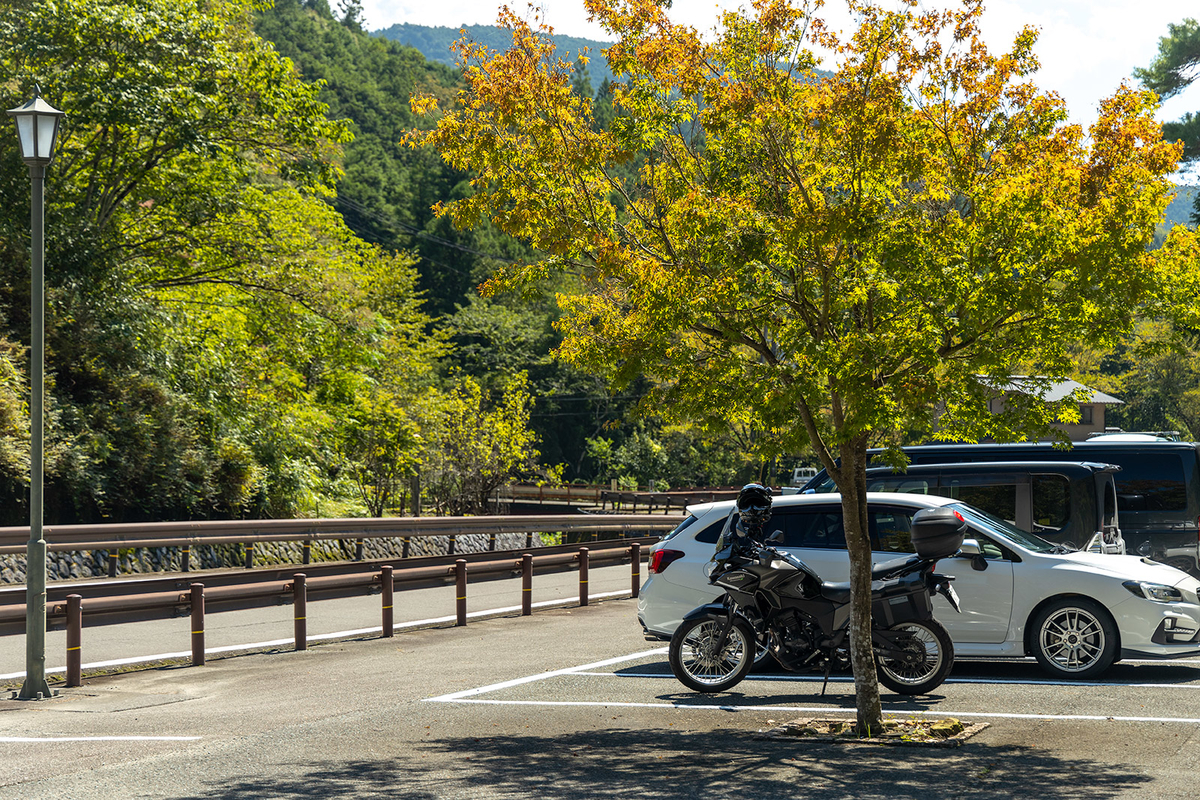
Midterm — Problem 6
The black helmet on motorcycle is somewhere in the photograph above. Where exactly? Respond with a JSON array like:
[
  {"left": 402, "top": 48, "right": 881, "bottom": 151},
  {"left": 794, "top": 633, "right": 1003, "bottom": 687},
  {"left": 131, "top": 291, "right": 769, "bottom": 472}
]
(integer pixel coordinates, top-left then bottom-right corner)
[{"left": 736, "top": 483, "right": 772, "bottom": 529}]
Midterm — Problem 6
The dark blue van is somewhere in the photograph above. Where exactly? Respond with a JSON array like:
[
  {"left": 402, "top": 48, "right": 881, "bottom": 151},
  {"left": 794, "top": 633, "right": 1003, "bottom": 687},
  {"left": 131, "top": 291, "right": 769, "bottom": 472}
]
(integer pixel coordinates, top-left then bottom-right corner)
[{"left": 801, "top": 436, "right": 1200, "bottom": 574}]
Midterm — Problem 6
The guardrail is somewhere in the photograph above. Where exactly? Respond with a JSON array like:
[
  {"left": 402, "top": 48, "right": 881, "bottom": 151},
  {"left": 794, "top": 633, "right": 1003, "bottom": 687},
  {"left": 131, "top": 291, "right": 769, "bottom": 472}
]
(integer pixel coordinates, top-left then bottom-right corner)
[
  {"left": 0, "top": 514, "right": 680, "bottom": 554},
  {"left": 15, "top": 541, "right": 650, "bottom": 689}
]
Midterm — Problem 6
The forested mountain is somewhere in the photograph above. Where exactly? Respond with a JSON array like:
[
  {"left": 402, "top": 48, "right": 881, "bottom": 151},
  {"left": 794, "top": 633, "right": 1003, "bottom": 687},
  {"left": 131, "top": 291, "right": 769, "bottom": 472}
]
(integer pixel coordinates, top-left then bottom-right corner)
[{"left": 373, "top": 22, "right": 617, "bottom": 89}]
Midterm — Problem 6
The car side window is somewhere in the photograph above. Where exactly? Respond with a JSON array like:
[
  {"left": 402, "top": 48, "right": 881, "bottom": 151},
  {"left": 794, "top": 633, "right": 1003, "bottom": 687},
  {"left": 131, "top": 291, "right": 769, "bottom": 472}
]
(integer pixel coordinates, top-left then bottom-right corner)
[
  {"left": 774, "top": 510, "right": 846, "bottom": 549},
  {"left": 693, "top": 518, "right": 728, "bottom": 544},
  {"left": 872, "top": 508, "right": 915, "bottom": 553},
  {"left": 971, "top": 531, "right": 1006, "bottom": 560}
]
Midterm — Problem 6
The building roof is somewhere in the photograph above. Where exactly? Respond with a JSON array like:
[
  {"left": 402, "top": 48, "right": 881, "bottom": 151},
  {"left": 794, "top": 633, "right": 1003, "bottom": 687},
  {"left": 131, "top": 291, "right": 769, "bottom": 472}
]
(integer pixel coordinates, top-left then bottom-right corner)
[{"left": 988, "top": 376, "right": 1123, "bottom": 405}]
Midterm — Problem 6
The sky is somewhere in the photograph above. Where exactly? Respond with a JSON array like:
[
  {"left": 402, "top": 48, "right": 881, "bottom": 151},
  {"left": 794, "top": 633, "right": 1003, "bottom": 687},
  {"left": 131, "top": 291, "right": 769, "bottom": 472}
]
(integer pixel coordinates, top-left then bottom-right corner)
[{"left": 358, "top": 0, "right": 1200, "bottom": 129}]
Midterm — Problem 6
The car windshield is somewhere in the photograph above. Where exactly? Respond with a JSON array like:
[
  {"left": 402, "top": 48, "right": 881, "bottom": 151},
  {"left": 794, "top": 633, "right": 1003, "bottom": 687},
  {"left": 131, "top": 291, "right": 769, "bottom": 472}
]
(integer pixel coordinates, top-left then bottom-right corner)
[{"left": 948, "top": 502, "right": 1059, "bottom": 554}]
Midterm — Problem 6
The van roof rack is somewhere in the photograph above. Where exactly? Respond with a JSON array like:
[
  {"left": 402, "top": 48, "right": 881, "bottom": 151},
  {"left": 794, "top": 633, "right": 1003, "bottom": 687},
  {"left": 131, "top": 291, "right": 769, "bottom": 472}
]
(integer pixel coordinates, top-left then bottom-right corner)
[{"left": 1085, "top": 429, "right": 1182, "bottom": 441}]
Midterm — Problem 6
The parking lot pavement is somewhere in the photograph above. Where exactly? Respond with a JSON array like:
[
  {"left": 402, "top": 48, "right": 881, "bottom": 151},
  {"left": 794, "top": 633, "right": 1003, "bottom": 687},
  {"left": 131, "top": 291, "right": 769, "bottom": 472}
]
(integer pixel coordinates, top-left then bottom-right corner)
[{"left": 2, "top": 597, "right": 1200, "bottom": 799}]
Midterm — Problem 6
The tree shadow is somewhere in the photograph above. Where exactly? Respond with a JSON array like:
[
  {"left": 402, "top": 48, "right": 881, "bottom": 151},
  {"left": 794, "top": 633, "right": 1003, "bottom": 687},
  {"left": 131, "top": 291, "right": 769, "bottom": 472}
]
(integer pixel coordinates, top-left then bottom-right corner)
[{"left": 169, "top": 725, "right": 1150, "bottom": 800}]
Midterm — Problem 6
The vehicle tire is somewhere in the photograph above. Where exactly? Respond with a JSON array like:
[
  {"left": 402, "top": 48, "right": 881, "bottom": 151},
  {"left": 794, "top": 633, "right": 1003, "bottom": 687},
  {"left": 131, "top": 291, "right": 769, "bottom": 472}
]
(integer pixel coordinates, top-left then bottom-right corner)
[
  {"left": 1029, "top": 597, "right": 1118, "bottom": 679},
  {"left": 876, "top": 619, "right": 955, "bottom": 695},
  {"left": 669, "top": 616, "right": 756, "bottom": 693}
]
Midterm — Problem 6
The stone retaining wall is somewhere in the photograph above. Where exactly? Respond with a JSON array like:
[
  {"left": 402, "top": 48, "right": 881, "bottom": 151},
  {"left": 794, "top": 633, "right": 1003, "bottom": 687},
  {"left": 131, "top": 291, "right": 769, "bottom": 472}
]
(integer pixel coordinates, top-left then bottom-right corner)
[{"left": 0, "top": 533, "right": 542, "bottom": 584}]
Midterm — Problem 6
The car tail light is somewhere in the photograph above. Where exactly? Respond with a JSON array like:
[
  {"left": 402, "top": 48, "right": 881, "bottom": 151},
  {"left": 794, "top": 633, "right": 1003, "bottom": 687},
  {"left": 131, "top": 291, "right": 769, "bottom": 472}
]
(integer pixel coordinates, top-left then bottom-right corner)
[{"left": 650, "top": 549, "right": 685, "bottom": 574}]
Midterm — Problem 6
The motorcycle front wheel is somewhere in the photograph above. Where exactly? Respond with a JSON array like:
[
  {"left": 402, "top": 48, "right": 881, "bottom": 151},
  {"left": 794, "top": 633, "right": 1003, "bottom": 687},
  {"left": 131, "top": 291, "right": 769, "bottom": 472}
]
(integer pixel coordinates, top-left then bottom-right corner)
[
  {"left": 669, "top": 616, "right": 756, "bottom": 693},
  {"left": 876, "top": 619, "right": 954, "bottom": 695}
]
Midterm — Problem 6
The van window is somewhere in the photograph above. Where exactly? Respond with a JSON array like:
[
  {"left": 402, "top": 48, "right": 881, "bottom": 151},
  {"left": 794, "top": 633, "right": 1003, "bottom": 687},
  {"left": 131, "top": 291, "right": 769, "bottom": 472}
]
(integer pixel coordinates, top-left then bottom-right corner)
[
  {"left": 866, "top": 477, "right": 934, "bottom": 494},
  {"left": 941, "top": 482, "right": 1018, "bottom": 526},
  {"left": 1032, "top": 474, "right": 1070, "bottom": 533},
  {"left": 1109, "top": 454, "right": 1187, "bottom": 511}
]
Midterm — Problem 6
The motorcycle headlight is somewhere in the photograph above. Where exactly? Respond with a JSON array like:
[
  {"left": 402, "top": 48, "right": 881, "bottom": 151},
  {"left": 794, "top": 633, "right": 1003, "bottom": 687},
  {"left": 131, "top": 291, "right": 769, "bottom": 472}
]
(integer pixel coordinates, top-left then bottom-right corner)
[
  {"left": 703, "top": 560, "right": 718, "bottom": 579},
  {"left": 1123, "top": 580, "right": 1184, "bottom": 603}
]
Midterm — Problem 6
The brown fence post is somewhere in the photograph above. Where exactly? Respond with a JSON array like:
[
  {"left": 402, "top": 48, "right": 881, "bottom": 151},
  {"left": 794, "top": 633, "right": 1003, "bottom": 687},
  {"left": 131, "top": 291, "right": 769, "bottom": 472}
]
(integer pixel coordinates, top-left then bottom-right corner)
[
  {"left": 293, "top": 573, "right": 307, "bottom": 651},
  {"left": 65, "top": 594, "right": 82, "bottom": 688},
  {"left": 455, "top": 559, "right": 467, "bottom": 626},
  {"left": 579, "top": 547, "right": 589, "bottom": 607},
  {"left": 190, "top": 583, "right": 205, "bottom": 666},
  {"left": 181, "top": 545, "right": 190, "bottom": 573},
  {"left": 381, "top": 565, "right": 394, "bottom": 638},
  {"left": 244, "top": 542, "right": 255, "bottom": 569},
  {"left": 631, "top": 542, "right": 642, "bottom": 599},
  {"left": 107, "top": 551, "right": 118, "bottom": 578},
  {"left": 521, "top": 553, "right": 533, "bottom": 616},
  {"left": 302, "top": 540, "right": 311, "bottom": 565}
]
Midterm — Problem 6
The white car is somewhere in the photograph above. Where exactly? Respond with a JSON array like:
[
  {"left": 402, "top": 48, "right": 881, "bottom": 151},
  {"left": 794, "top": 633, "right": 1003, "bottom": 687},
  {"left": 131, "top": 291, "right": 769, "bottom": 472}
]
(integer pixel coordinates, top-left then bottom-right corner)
[{"left": 638, "top": 492, "right": 1200, "bottom": 679}]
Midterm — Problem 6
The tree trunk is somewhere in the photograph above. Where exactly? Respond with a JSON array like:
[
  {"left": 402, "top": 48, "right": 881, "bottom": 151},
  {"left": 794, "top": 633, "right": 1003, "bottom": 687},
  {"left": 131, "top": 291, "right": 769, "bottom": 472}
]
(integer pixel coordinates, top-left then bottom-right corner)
[{"left": 838, "top": 438, "right": 884, "bottom": 735}]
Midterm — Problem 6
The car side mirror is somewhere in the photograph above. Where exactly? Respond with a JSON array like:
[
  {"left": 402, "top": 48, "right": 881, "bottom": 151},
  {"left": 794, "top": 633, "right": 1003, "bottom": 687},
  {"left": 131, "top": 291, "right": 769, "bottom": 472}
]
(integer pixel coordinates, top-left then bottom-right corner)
[
  {"left": 958, "top": 538, "right": 988, "bottom": 571},
  {"left": 767, "top": 530, "right": 784, "bottom": 544}
]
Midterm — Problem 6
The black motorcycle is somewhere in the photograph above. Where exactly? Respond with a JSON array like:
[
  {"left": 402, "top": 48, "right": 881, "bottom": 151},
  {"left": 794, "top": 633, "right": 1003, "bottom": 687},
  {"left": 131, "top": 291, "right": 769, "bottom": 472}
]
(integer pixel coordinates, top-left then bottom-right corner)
[{"left": 668, "top": 504, "right": 965, "bottom": 696}]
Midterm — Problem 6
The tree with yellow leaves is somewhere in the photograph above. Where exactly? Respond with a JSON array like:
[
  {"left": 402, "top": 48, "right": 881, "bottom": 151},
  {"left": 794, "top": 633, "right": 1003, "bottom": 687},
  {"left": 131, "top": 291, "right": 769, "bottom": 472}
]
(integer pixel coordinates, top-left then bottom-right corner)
[{"left": 409, "top": 0, "right": 1196, "bottom": 734}]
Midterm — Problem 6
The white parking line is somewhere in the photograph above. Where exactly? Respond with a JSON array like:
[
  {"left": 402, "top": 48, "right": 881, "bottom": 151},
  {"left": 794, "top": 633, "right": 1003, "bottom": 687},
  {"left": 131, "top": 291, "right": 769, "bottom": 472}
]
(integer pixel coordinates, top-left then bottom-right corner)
[
  {"left": 568, "top": 671, "right": 1200, "bottom": 690},
  {"left": 428, "top": 648, "right": 1200, "bottom": 725},
  {"left": 438, "top": 697, "right": 1200, "bottom": 725},
  {"left": 427, "top": 648, "right": 668, "bottom": 702},
  {"left": 0, "top": 591, "right": 633, "bottom": 681}
]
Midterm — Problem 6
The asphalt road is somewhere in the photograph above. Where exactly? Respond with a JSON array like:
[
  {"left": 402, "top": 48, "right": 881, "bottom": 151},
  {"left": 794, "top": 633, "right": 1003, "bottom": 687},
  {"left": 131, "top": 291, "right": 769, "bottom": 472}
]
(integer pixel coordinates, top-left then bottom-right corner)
[{"left": 2, "top": 584, "right": 1200, "bottom": 799}]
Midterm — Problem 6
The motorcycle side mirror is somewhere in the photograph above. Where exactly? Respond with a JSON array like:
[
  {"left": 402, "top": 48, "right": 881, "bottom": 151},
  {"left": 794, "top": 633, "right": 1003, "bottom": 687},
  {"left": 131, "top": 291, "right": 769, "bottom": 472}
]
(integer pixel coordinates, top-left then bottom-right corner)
[{"left": 766, "top": 529, "right": 784, "bottom": 544}]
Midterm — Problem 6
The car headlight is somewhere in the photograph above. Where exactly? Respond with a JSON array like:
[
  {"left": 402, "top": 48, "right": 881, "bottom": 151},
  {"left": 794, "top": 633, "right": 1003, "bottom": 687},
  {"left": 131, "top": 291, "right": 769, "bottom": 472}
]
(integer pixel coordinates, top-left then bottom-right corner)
[{"left": 1123, "top": 580, "right": 1184, "bottom": 603}]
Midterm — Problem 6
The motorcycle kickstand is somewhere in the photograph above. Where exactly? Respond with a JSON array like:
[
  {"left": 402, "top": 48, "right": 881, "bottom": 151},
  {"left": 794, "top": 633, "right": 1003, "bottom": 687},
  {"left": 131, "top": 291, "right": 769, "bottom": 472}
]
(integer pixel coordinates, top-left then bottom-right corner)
[{"left": 820, "top": 659, "right": 833, "bottom": 696}]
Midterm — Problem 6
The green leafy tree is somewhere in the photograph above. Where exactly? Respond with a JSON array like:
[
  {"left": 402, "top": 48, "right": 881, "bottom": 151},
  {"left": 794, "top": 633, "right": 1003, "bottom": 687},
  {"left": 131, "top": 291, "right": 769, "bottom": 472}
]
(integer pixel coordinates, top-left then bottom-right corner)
[
  {"left": 423, "top": 373, "right": 541, "bottom": 515},
  {"left": 1136, "top": 18, "right": 1200, "bottom": 223},
  {"left": 0, "top": 0, "right": 443, "bottom": 522},
  {"left": 410, "top": 0, "right": 1197, "bottom": 733}
]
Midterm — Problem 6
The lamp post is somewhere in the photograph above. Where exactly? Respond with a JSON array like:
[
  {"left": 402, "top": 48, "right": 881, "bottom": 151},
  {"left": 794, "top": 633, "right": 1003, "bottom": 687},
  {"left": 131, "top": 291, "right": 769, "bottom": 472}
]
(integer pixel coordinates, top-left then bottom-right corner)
[{"left": 8, "top": 85, "right": 64, "bottom": 700}]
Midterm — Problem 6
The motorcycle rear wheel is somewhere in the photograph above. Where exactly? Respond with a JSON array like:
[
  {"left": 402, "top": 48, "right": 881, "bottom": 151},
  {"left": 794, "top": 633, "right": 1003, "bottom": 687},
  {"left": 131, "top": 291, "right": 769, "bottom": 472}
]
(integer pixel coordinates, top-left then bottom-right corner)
[
  {"left": 669, "top": 617, "right": 756, "bottom": 693},
  {"left": 876, "top": 619, "right": 954, "bottom": 695}
]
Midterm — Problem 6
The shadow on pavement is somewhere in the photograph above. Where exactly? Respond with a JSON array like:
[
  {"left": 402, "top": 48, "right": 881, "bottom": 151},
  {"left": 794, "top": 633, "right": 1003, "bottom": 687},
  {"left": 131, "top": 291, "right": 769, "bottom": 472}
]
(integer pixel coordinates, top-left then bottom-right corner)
[{"left": 169, "top": 726, "right": 1150, "bottom": 799}]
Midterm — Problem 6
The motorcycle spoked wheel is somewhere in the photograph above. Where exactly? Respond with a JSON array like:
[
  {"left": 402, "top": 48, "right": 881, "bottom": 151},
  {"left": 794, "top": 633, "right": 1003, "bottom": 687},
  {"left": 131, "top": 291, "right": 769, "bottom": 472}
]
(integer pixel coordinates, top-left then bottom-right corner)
[
  {"left": 669, "top": 616, "right": 757, "bottom": 693},
  {"left": 875, "top": 619, "right": 955, "bottom": 696}
]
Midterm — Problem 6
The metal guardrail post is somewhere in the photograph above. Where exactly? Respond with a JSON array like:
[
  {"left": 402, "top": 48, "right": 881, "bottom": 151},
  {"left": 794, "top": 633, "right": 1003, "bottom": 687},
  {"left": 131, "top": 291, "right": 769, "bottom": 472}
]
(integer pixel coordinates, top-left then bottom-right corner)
[
  {"left": 66, "top": 594, "right": 81, "bottom": 687},
  {"left": 302, "top": 540, "right": 311, "bottom": 565},
  {"left": 525, "top": 532, "right": 533, "bottom": 549},
  {"left": 402, "top": 536, "right": 411, "bottom": 558},
  {"left": 355, "top": 538, "right": 364, "bottom": 561},
  {"left": 181, "top": 545, "right": 190, "bottom": 573},
  {"left": 631, "top": 542, "right": 642, "bottom": 598},
  {"left": 447, "top": 535, "right": 457, "bottom": 556},
  {"left": 293, "top": 573, "right": 307, "bottom": 651},
  {"left": 455, "top": 559, "right": 467, "bottom": 626},
  {"left": 107, "top": 551, "right": 118, "bottom": 578},
  {"left": 488, "top": 533, "right": 496, "bottom": 552},
  {"left": 244, "top": 543, "right": 254, "bottom": 569},
  {"left": 381, "top": 565, "right": 394, "bottom": 638},
  {"left": 521, "top": 553, "right": 532, "bottom": 616},
  {"left": 579, "top": 547, "right": 589, "bottom": 607},
  {"left": 190, "top": 583, "right": 205, "bottom": 666}
]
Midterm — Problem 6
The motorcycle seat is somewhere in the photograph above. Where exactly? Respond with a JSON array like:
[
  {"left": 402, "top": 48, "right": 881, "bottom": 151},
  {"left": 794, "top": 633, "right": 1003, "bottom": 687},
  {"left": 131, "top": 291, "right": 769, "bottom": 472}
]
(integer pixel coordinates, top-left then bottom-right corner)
[
  {"left": 819, "top": 581, "right": 852, "bottom": 603},
  {"left": 871, "top": 554, "right": 923, "bottom": 580}
]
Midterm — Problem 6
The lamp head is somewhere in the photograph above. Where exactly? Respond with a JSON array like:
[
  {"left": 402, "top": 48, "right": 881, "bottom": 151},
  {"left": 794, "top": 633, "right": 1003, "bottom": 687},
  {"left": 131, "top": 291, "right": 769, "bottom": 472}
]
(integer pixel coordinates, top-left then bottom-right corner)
[{"left": 7, "top": 85, "right": 64, "bottom": 166}]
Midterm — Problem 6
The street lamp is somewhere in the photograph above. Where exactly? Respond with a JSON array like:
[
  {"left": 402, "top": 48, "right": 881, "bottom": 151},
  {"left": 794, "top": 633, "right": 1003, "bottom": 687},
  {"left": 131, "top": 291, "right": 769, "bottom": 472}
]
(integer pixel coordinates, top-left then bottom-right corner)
[{"left": 8, "top": 85, "right": 64, "bottom": 700}]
